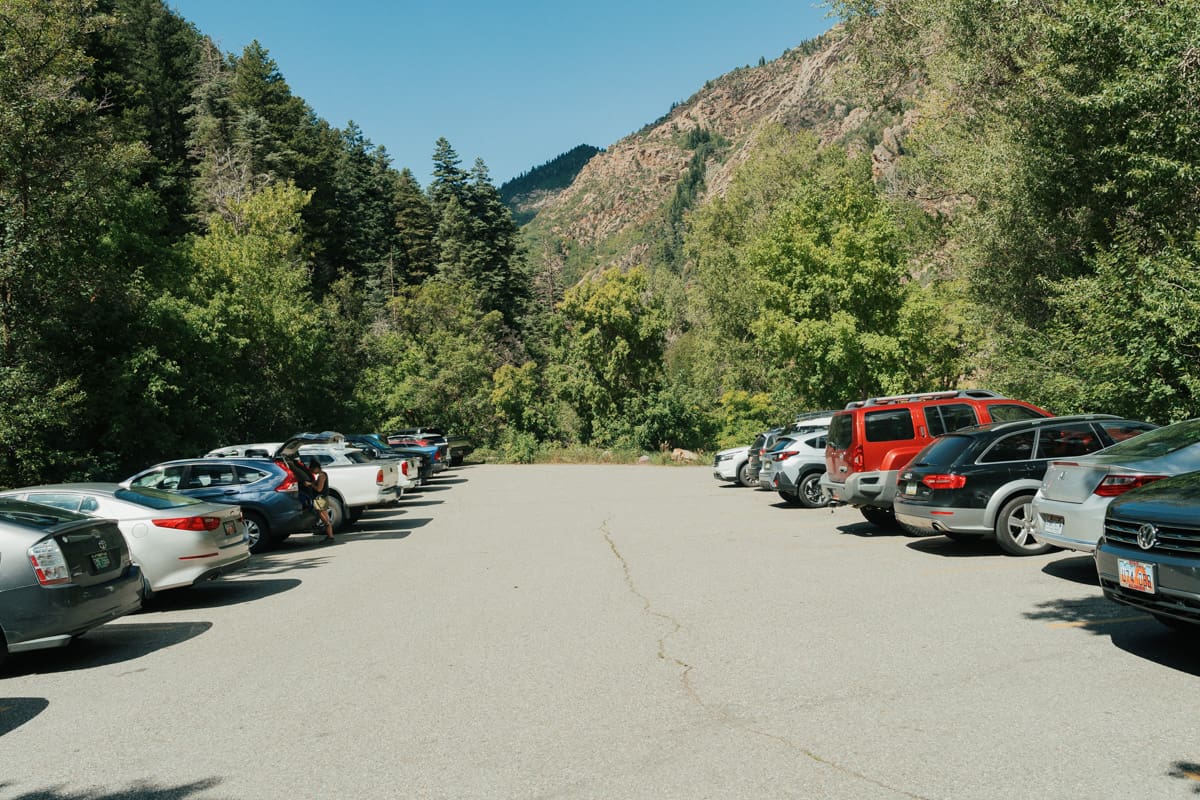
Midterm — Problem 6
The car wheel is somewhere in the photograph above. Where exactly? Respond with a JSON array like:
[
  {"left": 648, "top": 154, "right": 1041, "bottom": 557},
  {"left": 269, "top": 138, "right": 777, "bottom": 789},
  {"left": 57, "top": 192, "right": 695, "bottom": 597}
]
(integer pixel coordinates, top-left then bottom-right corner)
[
  {"left": 797, "top": 473, "right": 829, "bottom": 509},
  {"left": 326, "top": 495, "right": 348, "bottom": 532},
  {"left": 140, "top": 573, "right": 156, "bottom": 604},
  {"left": 994, "top": 494, "right": 1054, "bottom": 556},
  {"left": 736, "top": 462, "right": 754, "bottom": 487},
  {"left": 777, "top": 490, "right": 801, "bottom": 505},
  {"left": 243, "top": 511, "right": 272, "bottom": 554},
  {"left": 860, "top": 506, "right": 897, "bottom": 529}
]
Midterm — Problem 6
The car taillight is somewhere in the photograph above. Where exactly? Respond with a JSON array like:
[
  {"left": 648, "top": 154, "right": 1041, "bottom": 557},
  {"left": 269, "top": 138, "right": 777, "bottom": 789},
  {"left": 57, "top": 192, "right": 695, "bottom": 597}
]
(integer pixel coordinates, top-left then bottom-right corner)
[
  {"left": 376, "top": 468, "right": 384, "bottom": 485},
  {"left": 153, "top": 516, "right": 221, "bottom": 531},
  {"left": 401, "top": 461, "right": 409, "bottom": 476},
  {"left": 921, "top": 474, "right": 967, "bottom": 490},
  {"left": 273, "top": 460, "right": 298, "bottom": 492},
  {"left": 1093, "top": 474, "right": 1167, "bottom": 497},
  {"left": 28, "top": 540, "right": 71, "bottom": 586},
  {"left": 774, "top": 450, "right": 799, "bottom": 461},
  {"left": 851, "top": 446, "right": 864, "bottom": 469}
]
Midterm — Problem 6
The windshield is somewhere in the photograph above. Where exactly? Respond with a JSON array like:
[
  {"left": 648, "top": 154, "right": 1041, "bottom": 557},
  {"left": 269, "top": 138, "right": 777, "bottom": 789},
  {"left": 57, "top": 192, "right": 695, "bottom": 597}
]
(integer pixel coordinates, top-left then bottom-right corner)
[
  {"left": 114, "top": 486, "right": 203, "bottom": 510},
  {"left": 1100, "top": 417, "right": 1200, "bottom": 459}
]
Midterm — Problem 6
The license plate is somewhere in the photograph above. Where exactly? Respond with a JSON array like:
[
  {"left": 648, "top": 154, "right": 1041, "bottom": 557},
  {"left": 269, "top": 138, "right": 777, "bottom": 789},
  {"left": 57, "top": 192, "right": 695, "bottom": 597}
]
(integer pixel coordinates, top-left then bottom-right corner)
[
  {"left": 1041, "top": 515, "right": 1064, "bottom": 536},
  {"left": 90, "top": 550, "right": 112, "bottom": 571},
  {"left": 1118, "top": 558, "right": 1156, "bottom": 594},
  {"left": 224, "top": 521, "right": 237, "bottom": 536},
  {"left": 904, "top": 483, "right": 917, "bottom": 496}
]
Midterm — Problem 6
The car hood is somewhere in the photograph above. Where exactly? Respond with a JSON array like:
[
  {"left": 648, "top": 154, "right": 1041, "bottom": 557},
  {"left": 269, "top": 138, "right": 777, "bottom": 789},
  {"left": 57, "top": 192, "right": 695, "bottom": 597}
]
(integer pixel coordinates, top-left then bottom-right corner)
[
  {"left": 274, "top": 431, "right": 344, "bottom": 459},
  {"left": 1107, "top": 470, "right": 1200, "bottom": 527},
  {"left": 717, "top": 446, "right": 751, "bottom": 458}
]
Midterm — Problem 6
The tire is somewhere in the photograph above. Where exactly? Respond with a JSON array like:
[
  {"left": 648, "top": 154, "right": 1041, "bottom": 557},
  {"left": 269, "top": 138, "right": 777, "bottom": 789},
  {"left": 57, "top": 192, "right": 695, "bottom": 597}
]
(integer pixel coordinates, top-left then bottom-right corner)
[
  {"left": 736, "top": 461, "right": 754, "bottom": 488},
  {"left": 326, "top": 494, "right": 348, "bottom": 532},
  {"left": 860, "top": 506, "right": 898, "bottom": 529},
  {"left": 797, "top": 472, "right": 829, "bottom": 509},
  {"left": 994, "top": 494, "right": 1054, "bottom": 556},
  {"left": 243, "top": 511, "right": 272, "bottom": 554},
  {"left": 777, "top": 490, "right": 801, "bottom": 506},
  {"left": 140, "top": 573, "right": 156, "bottom": 603}
]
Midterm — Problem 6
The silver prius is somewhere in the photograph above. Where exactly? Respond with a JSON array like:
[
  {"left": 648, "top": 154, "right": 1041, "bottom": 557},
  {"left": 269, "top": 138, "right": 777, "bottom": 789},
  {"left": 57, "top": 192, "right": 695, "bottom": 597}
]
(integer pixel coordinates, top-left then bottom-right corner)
[
  {"left": 0, "top": 499, "right": 143, "bottom": 669},
  {"left": 0, "top": 483, "right": 249, "bottom": 600},
  {"left": 1032, "top": 418, "right": 1200, "bottom": 553}
]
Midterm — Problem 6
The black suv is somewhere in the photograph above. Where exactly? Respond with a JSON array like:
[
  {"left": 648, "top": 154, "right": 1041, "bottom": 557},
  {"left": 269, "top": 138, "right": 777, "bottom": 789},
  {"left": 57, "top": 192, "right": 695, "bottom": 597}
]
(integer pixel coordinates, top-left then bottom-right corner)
[{"left": 894, "top": 415, "right": 1157, "bottom": 555}]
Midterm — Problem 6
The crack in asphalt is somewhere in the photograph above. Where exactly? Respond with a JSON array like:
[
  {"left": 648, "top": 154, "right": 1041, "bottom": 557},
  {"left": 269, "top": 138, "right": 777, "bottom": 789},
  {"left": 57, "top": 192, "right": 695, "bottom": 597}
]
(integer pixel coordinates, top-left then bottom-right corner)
[{"left": 601, "top": 519, "right": 931, "bottom": 800}]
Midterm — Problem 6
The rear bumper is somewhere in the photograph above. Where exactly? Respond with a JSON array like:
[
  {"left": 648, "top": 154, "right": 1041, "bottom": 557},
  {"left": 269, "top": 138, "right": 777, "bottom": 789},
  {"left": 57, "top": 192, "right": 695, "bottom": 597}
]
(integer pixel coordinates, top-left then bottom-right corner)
[
  {"left": 3, "top": 565, "right": 143, "bottom": 653},
  {"left": 821, "top": 470, "right": 898, "bottom": 509},
  {"left": 1031, "top": 494, "right": 1108, "bottom": 552},
  {"left": 895, "top": 504, "right": 989, "bottom": 535}
]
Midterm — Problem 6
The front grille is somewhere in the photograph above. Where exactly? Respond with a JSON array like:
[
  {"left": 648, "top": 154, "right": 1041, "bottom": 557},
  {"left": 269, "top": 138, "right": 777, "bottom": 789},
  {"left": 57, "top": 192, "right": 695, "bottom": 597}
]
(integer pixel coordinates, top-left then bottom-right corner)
[{"left": 1105, "top": 519, "right": 1200, "bottom": 556}]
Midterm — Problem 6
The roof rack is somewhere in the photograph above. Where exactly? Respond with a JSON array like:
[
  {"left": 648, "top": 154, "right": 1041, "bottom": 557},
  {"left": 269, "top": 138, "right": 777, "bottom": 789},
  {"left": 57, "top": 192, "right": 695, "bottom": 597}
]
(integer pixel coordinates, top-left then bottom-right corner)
[
  {"left": 793, "top": 409, "right": 839, "bottom": 422},
  {"left": 986, "top": 413, "right": 1120, "bottom": 433},
  {"left": 844, "top": 389, "right": 1006, "bottom": 409}
]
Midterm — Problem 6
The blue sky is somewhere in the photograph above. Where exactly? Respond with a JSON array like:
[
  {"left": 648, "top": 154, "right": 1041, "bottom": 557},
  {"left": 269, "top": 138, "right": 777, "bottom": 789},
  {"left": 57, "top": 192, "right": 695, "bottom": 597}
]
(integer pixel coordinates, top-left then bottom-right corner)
[{"left": 168, "top": 1, "right": 835, "bottom": 185}]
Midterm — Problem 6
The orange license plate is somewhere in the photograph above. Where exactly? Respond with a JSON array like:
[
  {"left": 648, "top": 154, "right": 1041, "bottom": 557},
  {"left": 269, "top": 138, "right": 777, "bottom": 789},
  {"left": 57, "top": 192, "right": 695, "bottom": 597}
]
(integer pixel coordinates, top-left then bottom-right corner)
[{"left": 1118, "top": 558, "right": 1155, "bottom": 594}]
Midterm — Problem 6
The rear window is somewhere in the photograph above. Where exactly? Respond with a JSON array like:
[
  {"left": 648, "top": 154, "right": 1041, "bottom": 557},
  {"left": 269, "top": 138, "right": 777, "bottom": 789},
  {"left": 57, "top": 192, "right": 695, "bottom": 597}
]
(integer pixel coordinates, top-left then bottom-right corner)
[
  {"left": 926, "top": 404, "right": 978, "bottom": 436},
  {"left": 911, "top": 435, "right": 974, "bottom": 467},
  {"left": 986, "top": 403, "right": 1048, "bottom": 423},
  {"left": 827, "top": 415, "right": 853, "bottom": 449},
  {"left": 114, "top": 486, "right": 202, "bottom": 510},
  {"left": 1101, "top": 418, "right": 1200, "bottom": 458},
  {"left": 0, "top": 499, "right": 87, "bottom": 528},
  {"left": 865, "top": 409, "right": 915, "bottom": 442},
  {"left": 1034, "top": 423, "right": 1100, "bottom": 459}
]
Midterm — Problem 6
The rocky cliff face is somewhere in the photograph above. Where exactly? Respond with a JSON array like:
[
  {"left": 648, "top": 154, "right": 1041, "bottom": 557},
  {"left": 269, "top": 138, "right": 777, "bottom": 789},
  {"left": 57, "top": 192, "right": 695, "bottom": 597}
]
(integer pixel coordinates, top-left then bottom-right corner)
[{"left": 520, "top": 30, "right": 914, "bottom": 289}]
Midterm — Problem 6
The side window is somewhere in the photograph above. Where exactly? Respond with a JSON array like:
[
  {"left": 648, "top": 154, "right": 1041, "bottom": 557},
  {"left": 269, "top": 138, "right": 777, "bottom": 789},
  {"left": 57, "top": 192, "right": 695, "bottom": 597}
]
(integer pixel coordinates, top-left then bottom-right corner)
[
  {"left": 926, "top": 404, "right": 979, "bottom": 436},
  {"left": 1097, "top": 421, "right": 1155, "bottom": 443},
  {"left": 132, "top": 466, "right": 186, "bottom": 490},
  {"left": 1036, "top": 424, "right": 1100, "bottom": 459},
  {"left": 864, "top": 409, "right": 915, "bottom": 442},
  {"left": 987, "top": 403, "right": 1047, "bottom": 423},
  {"left": 980, "top": 431, "right": 1036, "bottom": 463},
  {"left": 185, "top": 463, "right": 237, "bottom": 488},
  {"left": 804, "top": 435, "right": 827, "bottom": 450},
  {"left": 318, "top": 454, "right": 334, "bottom": 465},
  {"left": 236, "top": 467, "right": 270, "bottom": 485}
]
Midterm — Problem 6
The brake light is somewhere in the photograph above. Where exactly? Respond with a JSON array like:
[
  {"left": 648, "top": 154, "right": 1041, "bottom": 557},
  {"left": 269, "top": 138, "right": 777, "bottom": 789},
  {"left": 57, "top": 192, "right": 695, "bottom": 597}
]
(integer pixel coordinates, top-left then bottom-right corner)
[
  {"left": 376, "top": 468, "right": 384, "bottom": 485},
  {"left": 401, "top": 461, "right": 409, "bottom": 477},
  {"left": 273, "top": 460, "right": 298, "bottom": 492},
  {"left": 851, "top": 446, "right": 864, "bottom": 469},
  {"left": 1093, "top": 474, "right": 1167, "bottom": 497},
  {"left": 921, "top": 474, "right": 967, "bottom": 490},
  {"left": 153, "top": 516, "right": 222, "bottom": 531},
  {"left": 28, "top": 540, "right": 71, "bottom": 585},
  {"left": 774, "top": 450, "right": 799, "bottom": 461}
]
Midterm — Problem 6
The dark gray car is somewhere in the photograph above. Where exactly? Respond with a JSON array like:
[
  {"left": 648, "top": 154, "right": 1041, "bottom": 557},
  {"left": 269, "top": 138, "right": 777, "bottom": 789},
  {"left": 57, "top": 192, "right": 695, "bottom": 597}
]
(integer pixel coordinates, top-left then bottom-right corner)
[{"left": 1, "top": 499, "right": 143, "bottom": 670}]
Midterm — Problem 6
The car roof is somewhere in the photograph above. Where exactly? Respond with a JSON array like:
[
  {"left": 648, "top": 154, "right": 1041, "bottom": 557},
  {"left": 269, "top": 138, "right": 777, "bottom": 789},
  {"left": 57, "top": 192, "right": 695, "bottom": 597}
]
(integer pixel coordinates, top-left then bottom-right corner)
[
  {"left": 0, "top": 482, "right": 125, "bottom": 495},
  {"left": 950, "top": 414, "right": 1130, "bottom": 438}
]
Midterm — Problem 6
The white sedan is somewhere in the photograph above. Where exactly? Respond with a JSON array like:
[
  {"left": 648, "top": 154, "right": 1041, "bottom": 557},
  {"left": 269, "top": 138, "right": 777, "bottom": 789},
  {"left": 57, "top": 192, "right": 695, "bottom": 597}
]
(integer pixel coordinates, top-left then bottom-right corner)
[
  {"left": 0, "top": 483, "right": 250, "bottom": 599},
  {"left": 712, "top": 445, "right": 753, "bottom": 486}
]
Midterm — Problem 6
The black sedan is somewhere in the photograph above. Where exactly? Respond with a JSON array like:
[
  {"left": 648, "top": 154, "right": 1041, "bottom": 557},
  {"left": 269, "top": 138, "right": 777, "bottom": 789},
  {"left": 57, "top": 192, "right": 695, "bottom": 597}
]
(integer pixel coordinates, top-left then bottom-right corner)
[{"left": 894, "top": 415, "right": 1157, "bottom": 555}]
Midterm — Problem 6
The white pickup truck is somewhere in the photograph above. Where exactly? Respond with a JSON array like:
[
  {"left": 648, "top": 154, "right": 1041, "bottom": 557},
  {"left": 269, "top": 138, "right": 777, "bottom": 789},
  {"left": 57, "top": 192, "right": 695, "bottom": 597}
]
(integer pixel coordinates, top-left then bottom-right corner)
[{"left": 205, "top": 433, "right": 405, "bottom": 531}]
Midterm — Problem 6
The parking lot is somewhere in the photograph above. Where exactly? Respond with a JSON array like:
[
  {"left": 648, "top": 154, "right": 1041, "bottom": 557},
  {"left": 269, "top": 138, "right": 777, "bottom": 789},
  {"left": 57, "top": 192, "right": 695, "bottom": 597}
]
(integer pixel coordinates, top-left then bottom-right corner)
[{"left": 2, "top": 464, "right": 1199, "bottom": 799}]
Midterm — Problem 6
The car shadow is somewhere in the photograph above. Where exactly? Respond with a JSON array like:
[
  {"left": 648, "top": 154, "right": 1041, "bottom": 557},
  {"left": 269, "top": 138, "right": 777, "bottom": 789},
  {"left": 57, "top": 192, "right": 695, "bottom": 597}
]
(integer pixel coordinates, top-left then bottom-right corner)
[
  {"left": 0, "top": 698, "right": 49, "bottom": 735},
  {"left": 904, "top": 536, "right": 1001, "bottom": 557},
  {"left": 432, "top": 477, "right": 468, "bottom": 485},
  {"left": 1041, "top": 554, "right": 1099, "bottom": 586},
  {"left": 0, "top": 777, "right": 223, "bottom": 799},
  {"left": 142, "top": 578, "right": 301, "bottom": 611},
  {"left": 836, "top": 520, "right": 909, "bottom": 538},
  {"left": 397, "top": 499, "right": 443, "bottom": 507},
  {"left": 341, "top": 516, "right": 431, "bottom": 541},
  {"left": 3, "top": 621, "right": 212, "bottom": 677}
]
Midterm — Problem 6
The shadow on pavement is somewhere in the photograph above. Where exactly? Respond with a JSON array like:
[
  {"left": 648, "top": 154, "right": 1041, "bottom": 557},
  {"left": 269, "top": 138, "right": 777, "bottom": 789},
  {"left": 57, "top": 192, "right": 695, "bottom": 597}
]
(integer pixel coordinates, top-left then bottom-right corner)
[
  {"left": 836, "top": 520, "right": 908, "bottom": 538},
  {"left": 904, "top": 536, "right": 1001, "bottom": 557},
  {"left": 143, "top": 578, "right": 301, "bottom": 610},
  {"left": 3, "top": 621, "right": 212, "bottom": 677},
  {"left": 341, "top": 516, "right": 432, "bottom": 541},
  {"left": 1042, "top": 554, "right": 1099, "bottom": 586},
  {"left": 0, "top": 777, "right": 223, "bottom": 799},
  {"left": 1167, "top": 761, "right": 1200, "bottom": 794},
  {"left": 0, "top": 698, "right": 49, "bottom": 736}
]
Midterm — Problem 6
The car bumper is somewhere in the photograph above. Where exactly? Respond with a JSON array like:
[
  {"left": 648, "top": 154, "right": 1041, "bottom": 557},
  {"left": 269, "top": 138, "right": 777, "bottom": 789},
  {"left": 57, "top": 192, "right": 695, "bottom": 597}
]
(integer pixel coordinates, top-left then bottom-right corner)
[
  {"left": 712, "top": 460, "right": 739, "bottom": 481},
  {"left": 144, "top": 537, "right": 251, "bottom": 593},
  {"left": 1031, "top": 494, "right": 1110, "bottom": 552},
  {"left": 775, "top": 471, "right": 797, "bottom": 494},
  {"left": 894, "top": 503, "right": 989, "bottom": 535},
  {"left": 821, "top": 470, "right": 898, "bottom": 509},
  {"left": 1096, "top": 538, "right": 1200, "bottom": 624},
  {"left": 3, "top": 565, "right": 143, "bottom": 653}
]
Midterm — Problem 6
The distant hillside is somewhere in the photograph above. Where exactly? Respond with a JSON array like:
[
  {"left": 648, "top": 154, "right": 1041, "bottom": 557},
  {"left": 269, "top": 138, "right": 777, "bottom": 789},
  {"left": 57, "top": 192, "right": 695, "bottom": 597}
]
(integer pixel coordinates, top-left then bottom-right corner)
[
  {"left": 517, "top": 30, "right": 914, "bottom": 288},
  {"left": 500, "top": 145, "right": 604, "bottom": 225}
]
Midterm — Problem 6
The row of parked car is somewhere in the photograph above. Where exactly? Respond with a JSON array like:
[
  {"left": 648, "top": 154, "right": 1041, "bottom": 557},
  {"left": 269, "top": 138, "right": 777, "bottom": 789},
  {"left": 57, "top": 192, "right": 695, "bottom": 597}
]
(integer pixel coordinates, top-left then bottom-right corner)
[
  {"left": 0, "top": 428, "right": 467, "bottom": 670},
  {"left": 714, "top": 389, "right": 1200, "bottom": 632}
]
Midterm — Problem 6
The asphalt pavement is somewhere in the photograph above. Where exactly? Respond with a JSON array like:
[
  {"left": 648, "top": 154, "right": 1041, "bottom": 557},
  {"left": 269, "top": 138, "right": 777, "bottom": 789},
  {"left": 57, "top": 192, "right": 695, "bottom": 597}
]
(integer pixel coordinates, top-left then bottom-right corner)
[{"left": 2, "top": 464, "right": 1199, "bottom": 799}]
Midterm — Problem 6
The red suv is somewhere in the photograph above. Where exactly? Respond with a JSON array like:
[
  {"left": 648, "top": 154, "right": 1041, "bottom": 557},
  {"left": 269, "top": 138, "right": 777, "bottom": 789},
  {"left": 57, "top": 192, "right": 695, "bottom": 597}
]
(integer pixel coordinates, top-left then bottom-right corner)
[{"left": 820, "top": 390, "right": 1051, "bottom": 526}]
